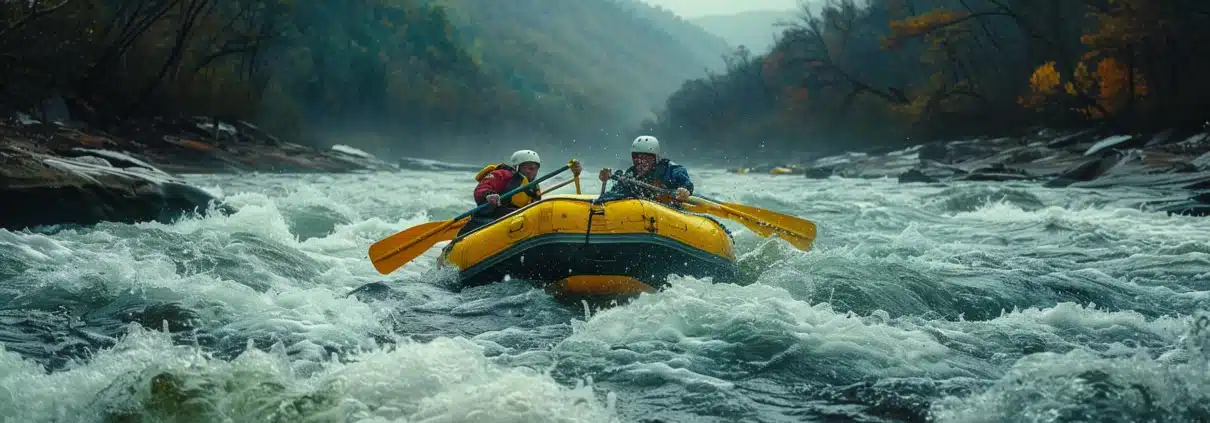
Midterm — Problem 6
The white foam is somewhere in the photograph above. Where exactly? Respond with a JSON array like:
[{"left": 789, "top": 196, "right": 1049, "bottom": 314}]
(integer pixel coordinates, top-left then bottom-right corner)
[
  {"left": 0, "top": 328, "right": 618, "bottom": 422},
  {"left": 2, "top": 165, "right": 1207, "bottom": 422},
  {"left": 554, "top": 277, "right": 979, "bottom": 384}
]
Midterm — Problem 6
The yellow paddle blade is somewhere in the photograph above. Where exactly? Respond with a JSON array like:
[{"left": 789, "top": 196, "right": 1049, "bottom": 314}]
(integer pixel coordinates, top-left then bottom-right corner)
[
  {"left": 368, "top": 219, "right": 468, "bottom": 275},
  {"left": 685, "top": 200, "right": 817, "bottom": 251}
]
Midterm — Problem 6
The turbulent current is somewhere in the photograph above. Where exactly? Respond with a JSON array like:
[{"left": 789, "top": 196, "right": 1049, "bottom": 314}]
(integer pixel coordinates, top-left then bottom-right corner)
[{"left": 2, "top": 169, "right": 1209, "bottom": 423}]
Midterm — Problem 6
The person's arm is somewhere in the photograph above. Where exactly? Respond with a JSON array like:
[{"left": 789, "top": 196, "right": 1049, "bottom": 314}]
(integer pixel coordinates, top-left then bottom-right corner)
[
  {"left": 597, "top": 169, "right": 631, "bottom": 201},
  {"left": 669, "top": 166, "right": 694, "bottom": 194},
  {"left": 473, "top": 170, "right": 512, "bottom": 204}
]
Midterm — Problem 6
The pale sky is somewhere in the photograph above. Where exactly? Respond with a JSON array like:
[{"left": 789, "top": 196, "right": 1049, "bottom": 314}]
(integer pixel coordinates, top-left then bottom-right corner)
[{"left": 641, "top": 0, "right": 804, "bottom": 18}]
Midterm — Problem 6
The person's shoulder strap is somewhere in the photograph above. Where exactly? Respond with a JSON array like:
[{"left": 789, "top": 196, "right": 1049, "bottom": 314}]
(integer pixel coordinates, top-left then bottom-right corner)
[{"left": 475, "top": 163, "right": 508, "bottom": 181}]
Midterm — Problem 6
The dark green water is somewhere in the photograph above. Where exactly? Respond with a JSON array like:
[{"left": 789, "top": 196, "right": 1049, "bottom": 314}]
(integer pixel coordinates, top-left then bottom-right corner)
[{"left": 2, "top": 170, "right": 1208, "bottom": 422}]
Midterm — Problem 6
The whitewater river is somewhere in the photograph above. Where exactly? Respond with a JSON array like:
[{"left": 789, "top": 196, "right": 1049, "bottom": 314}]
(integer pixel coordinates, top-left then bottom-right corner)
[{"left": 2, "top": 169, "right": 1209, "bottom": 423}]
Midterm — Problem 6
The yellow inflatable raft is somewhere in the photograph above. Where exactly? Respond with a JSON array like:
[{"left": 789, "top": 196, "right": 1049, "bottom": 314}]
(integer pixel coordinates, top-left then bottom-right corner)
[{"left": 439, "top": 194, "right": 738, "bottom": 300}]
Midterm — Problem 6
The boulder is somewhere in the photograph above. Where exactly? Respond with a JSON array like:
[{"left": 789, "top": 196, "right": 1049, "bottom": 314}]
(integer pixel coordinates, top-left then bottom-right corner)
[
  {"left": 955, "top": 164, "right": 1035, "bottom": 182},
  {"left": 397, "top": 156, "right": 483, "bottom": 172},
  {"left": 0, "top": 136, "right": 229, "bottom": 231},
  {"left": 328, "top": 144, "right": 397, "bottom": 171},
  {"left": 1046, "top": 149, "right": 1208, "bottom": 189},
  {"left": 786, "top": 127, "right": 1210, "bottom": 220},
  {"left": 12, "top": 114, "right": 398, "bottom": 174},
  {"left": 801, "top": 167, "right": 833, "bottom": 179},
  {"left": 897, "top": 169, "right": 938, "bottom": 184}
]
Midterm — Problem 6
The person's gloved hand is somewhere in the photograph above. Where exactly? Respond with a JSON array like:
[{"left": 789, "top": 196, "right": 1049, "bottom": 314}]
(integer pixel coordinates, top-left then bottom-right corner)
[
  {"left": 486, "top": 193, "right": 501, "bottom": 206},
  {"left": 675, "top": 187, "right": 690, "bottom": 202},
  {"left": 598, "top": 168, "right": 612, "bottom": 182}
]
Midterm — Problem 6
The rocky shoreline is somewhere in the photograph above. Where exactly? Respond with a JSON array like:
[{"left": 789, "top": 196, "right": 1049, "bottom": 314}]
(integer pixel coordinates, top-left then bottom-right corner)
[
  {"left": 0, "top": 114, "right": 412, "bottom": 231},
  {"left": 732, "top": 126, "right": 1210, "bottom": 217},
  {"left": 6, "top": 112, "right": 1209, "bottom": 232}
]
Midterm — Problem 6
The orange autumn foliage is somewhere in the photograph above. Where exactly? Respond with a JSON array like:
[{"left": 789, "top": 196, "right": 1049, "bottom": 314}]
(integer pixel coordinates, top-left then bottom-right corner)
[
  {"left": 1063, "top": 58, "right": 1147, "bottom": 118},
  {"left": 882, "top": 9, "right": 969, "bottom": 49},
  {"left": 1020, "top": 57, "right": 1146, "bottom": 119},
  {"left": 1018, "top": 61, "right": 1061, "bottom": 109},
  {"left": 1079, "top": 0, "right": 1159, "bottom": 53}
]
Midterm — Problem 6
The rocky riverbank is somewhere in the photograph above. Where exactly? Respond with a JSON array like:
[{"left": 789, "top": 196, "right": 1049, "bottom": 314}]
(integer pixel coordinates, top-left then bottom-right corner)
[
  {"left": 730, "top": 126, "right": 1210, "bottom": 216},
  {"left": 0, "top": 114, "right": 405, "bottom": 231}
]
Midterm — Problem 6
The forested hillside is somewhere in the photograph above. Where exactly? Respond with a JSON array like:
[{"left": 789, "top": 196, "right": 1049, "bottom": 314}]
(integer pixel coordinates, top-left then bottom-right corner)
[
  {"left": 0, "top": 0, "right": 729, "bottom": 157},
  {"left": 692, "top": 9, "right": 797, "bottom": 54},
  {"left": 644, "top": 0, "right": 1210, "bottom": 157},
  {"left": 612, "top": 0, "right": 732, "bottom": 69},
  {"left": 435, "top": 0, "right": 730, "bottom": 140}
]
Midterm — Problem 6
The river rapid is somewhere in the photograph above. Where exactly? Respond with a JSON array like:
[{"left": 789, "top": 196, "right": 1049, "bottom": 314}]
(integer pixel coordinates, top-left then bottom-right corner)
[{"left": 2, "top": 169, "right": 1209, "bottom": 423}]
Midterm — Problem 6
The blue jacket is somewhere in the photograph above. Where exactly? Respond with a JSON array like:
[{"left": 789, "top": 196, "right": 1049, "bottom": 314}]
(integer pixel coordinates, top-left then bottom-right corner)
[{"left": 600, "top": 159, "right": 694, "bottom": 202}]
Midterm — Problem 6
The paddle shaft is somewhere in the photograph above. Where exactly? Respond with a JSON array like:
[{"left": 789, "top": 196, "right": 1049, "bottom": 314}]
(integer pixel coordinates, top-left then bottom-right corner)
[
  {"left": 546, "top": 164, "right": 583, "bottom": 194},
  {"left": 454, "top": 161, "right": 573, "bottom": 221},
  {"left": 374, "top": 161, "right": 574, "bottom": 264},
  {"left": 610, "top": 175, "right": 776, "bottom": 230},
  {"left": 608, "top": 173, "right": 700, "bottom": 204},
  {"left": 545, "top": 178, "right": 576, "bottom": 193}
]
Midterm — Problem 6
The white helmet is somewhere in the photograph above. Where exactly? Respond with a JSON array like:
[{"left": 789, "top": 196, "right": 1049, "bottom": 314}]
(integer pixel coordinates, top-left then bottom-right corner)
[
  {"left": 631, "top": 135, "right": 660, "bottom": 156},
  {"left": 509, "top": 149, "right": 541, "bottom": 167}
]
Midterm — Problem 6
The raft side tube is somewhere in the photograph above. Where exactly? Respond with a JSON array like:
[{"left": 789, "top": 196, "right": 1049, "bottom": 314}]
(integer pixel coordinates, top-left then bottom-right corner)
[
  {"left": 454, "top": 232, "right": 739, "bottom": 289},
  {"left": 442, "top": 195, "right": 739, "bottom": 292}
]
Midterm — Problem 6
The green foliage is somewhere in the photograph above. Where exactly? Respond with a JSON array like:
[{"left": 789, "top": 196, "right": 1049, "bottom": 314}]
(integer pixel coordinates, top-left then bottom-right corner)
[{"left": 0, "top": 0, "right": 731, "bottom": 155}]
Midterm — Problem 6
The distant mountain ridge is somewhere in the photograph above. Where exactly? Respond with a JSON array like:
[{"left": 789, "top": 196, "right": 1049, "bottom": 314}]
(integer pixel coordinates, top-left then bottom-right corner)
[
  {"left": 435, "top": 0, "right": 734, "bottom": 131},
  {"left": 611, "top": 0, "right": 733, "bottom": 69},
  {"left": 691, "top": 9, "right": 799, "bottom": 54}
]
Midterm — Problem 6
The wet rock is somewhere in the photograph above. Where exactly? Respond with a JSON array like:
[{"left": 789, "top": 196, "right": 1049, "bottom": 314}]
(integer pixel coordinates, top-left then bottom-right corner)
[
  {"left": 0, "top": 134, "right": 229, "bottom": 230},
  {"left": 1154, "top": 197, "right": 1210, "bottom": 217},
  {"left": 397, "top": 156, "right": 482, "bottom": 172},
  {"left": 1011, "top": 149, "right": 1088, "bottom": 179},
  {"left": 1052, "top": 149, "right": 1208, "bottom": 189},
  {"left": 919, "top": 137, "right": 1023, "bottom": 164},
  {"left": 9, "top": 114, "right": 398, "bottom": 174},
  {"left": 119, "top": 302, "right": 200, "bottom": 333},
  {"left": 897, "top": 169, "right": 938, "bottom": 184},
  {"left": 725, "top": 162, "right": 807, "bottom": 175},
  {"left": 802, "top": 167, "right": 833, "bottom": 179},
  {"left": 1, "top": 112, "right": 414, "bottom": 229},
  {"left": 1083, "top": 135, "right": 1137, "bottom": 155},
  {"left": 1144, "top": 128, "right": 1177, "bottom": 147},
  {"left": 797, "top": 127, "right": 1210, "bottom": 219},
  {"left": 1045, "top": 128, "right": 1102, "bottom": 149},
  {"left": 1195, "top": 152, "right": 1210, "bottom": 171},
  {"left": 345, "top": 281, "right": 399, "bottom": 302},
  {"left": 955, "top": 164, "right": 1034, "bottom": 182},
  {"left": 812, "top": 150, "right": 919, "bottom": 179},
  {"left": 1043, "top": 158, "right": 1108, "bottom": 188},
  {"left": 328, "top": 144, "right": 397, "bottom": 171},
  {"left": 789, "top": 126, "right": 1210, "bottom": 215}
]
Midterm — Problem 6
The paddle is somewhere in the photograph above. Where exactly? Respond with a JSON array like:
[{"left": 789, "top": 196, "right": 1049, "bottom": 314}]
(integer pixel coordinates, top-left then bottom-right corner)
[
  {"left": 609, "top": 175, "right": 817, "bottom": 251},
  {"left": 368, "top": 160, "right": 578, "bottom": 275},
  {"left": 541, "top": 162, "right": 584, "bottom": 195}
]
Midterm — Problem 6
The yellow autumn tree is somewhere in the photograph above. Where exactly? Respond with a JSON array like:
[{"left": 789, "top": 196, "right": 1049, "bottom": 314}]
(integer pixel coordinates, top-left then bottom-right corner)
[
  {"left": 1070, "top": 0, "right": 1150, "bottom": 119},
  {"left": 882, "top": 9, "right": 969, "bottom": 50},
  {"left": 881, "top": 9, "right": 975, "bottom": 124},
  {"left": 1019, "top": 61, "right": 1061, "bottom": 110},
  {"left": 1061, "top": 57, "right": 1147, "bottom": 119}
]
